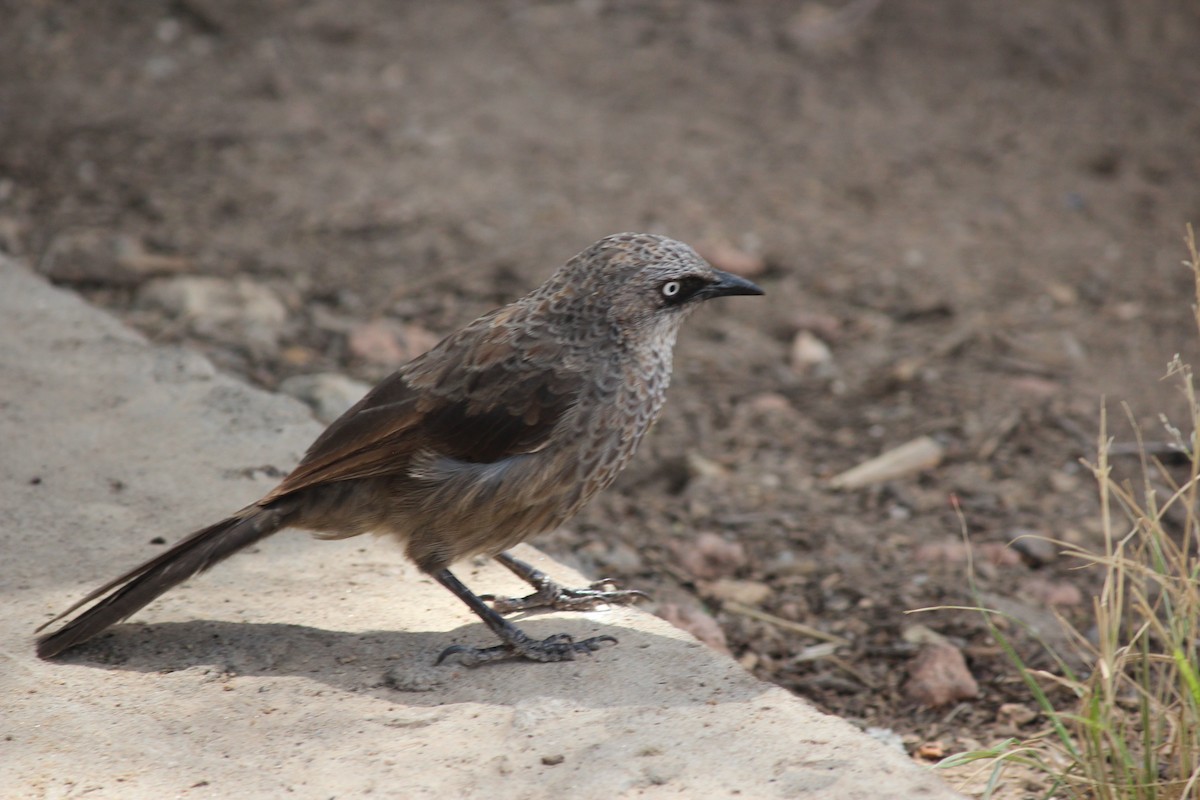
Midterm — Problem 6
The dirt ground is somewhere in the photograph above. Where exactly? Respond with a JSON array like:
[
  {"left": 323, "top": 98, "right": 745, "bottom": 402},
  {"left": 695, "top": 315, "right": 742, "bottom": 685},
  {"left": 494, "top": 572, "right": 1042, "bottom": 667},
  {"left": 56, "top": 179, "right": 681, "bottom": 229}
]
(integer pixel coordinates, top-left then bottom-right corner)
[{"left": 4, "top": 0, "right": 1200, "bottom": 783}]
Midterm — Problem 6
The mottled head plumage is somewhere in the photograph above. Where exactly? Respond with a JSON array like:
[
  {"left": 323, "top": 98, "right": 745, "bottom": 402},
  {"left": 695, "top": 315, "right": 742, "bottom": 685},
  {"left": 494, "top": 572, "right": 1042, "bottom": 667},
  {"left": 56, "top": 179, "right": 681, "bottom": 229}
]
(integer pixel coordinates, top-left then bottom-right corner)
[{"left": 535, "top": 232, "right": 763, "bottom": 337}]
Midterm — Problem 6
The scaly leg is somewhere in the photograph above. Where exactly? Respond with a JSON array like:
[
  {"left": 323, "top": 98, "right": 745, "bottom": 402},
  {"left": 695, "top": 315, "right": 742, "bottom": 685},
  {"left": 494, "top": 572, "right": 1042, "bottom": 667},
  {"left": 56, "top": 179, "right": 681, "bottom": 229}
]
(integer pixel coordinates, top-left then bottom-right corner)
[{"left": 433, "top": 567, "right": 616, "bottom": 667}]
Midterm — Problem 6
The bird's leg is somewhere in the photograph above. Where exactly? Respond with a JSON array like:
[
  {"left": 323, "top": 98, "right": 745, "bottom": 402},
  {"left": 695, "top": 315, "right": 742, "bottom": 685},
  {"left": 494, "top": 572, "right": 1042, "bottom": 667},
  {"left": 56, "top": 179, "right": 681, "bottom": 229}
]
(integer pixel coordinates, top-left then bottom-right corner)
[
  {"left": 433, "top": 567, "right": 617, "bottom": 667},
  {"left": 479, "top": 551, "right": 649, "bottom": 614}
]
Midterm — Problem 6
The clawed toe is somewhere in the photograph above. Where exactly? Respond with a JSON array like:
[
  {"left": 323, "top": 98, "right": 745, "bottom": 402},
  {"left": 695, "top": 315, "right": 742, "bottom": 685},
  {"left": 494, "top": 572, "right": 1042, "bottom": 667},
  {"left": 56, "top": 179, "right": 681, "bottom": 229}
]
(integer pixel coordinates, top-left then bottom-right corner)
[{"left": 431, "top": 566, "right": 624, "bottom": 669}]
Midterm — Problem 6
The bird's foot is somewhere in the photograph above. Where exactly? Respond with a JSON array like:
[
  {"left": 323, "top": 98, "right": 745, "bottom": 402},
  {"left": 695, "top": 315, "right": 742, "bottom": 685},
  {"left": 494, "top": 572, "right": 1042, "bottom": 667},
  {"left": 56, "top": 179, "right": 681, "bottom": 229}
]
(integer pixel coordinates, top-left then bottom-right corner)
[
  {"left": 480, "top": 580, "right": 648, "bottom": 614},
  {"left": 437, "top": 631, "right": 617, "bottom": 667},
  {"left": 431, "top": 565, "right": 621, "bottom": 668},
  {"left": 486, "top": 551, "right": 648, "bottom": 613}
]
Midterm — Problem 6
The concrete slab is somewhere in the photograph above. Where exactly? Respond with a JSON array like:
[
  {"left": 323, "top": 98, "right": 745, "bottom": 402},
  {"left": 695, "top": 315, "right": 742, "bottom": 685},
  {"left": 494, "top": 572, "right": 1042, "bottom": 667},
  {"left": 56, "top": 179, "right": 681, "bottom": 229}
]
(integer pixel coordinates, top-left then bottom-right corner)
[{"left": 0, "top": 257, "right": 962, "bottom": 799}]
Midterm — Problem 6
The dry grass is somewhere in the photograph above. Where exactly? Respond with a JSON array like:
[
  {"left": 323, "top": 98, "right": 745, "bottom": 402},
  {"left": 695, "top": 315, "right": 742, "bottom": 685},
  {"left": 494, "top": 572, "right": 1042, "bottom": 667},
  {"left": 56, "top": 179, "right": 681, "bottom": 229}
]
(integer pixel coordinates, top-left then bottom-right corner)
[{"left": 938, "top": 227, "right": 1200, "bottom": 799}]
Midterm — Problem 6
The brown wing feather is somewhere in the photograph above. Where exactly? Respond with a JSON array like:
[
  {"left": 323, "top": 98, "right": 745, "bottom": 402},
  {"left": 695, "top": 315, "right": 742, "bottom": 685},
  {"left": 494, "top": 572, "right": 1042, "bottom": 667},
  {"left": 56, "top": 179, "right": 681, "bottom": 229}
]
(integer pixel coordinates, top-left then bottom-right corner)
[{"left": 264, "top": 311, "right": 581, "bottom": 501}]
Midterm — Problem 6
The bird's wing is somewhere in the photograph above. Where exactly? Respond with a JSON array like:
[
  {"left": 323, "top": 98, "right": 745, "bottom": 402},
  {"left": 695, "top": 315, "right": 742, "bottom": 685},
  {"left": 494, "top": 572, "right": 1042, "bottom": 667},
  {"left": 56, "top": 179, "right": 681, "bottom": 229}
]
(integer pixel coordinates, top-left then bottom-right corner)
[{"left": 263, "top": 309, "right": 582, "bottom": 501}]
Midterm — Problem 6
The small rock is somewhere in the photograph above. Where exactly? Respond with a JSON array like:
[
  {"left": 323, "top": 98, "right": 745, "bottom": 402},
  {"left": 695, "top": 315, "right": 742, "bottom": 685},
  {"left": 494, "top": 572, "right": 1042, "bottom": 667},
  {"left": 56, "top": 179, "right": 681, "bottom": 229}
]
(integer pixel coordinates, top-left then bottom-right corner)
[
  {"left": 828, "top": 436, "right": 943, "bottom": 490},
  {"left": 279, "top": 345, "right": 320, "bottom": 367},
  {"left": 279, "top": 373, "right": 371, "bottom": 424},
  {"left": 905, "top": 643, "right": 979, "bottom": 707},
  {"left": 900, "top": 624, "right": 950, "bottom": 647},
  {"left": 1112, "top": 301, "right": 1143, "bottom": 321},
  {"left": 310, "top": 304, "right": 360, "bottom": 333},
  {"left": 912, "top": 539, "right": 969, "bottom": 566},
  {"left": 914, "top": 741, "right": 947, "bottom": 761},
  {"left": 347, "top": 319, "right": 407, "bottom": 365},
  {"left": 1019, "top": 577, "right": 1084, "bottom": 607},
  {"left": 791, "top": 310, "right": 842, "bottom": 340},
  {"left": 912, "top": 539, "right": 1022, "bottom": 569},
  {"left": 790, "top": 330, "right": 833, "bottom": 374},
  {"left": 700, "top": 578, "right": 771, "bottom": 606},
  {"left": 784, "top": 2, "right": 872, "bottom": 54},
  {"left": 978, "top": 542, "right": 1023, "bottom": 568},
  {"left": 1049, "top": 470, "right": 1081, "bottom": 493},
  {"left": 403, "top": 323, "right": 442, "bottom": 356},
  {"left": 889, "top": 357, "right": 922, "bottom": 384},
  {"left": 982, "top": 593, "right": 1081, "bottom": 669},
  {"left": 540, "top": 754, "right": 565, "bottom": 766},
  {"left": 699, "top": 241, "right": 766, "bottom": 278},
  {"left": 743, "top": 392, "right": 793, "bottom": 415},
  {"left": 114, "top": 236, "right": 191, "bottom": 278},
  {"left": 670, "top": 532, "right": 747, "bottom": 581},
  {"left": 1008, "top": 532, "right": 1058, "bottom": 567},
  {"left": 598, "top": 540, "right": 642, "bottom": 573},
  {"left": 348, "top": 319, "right": 439, "bottom": 366},
  {"left": 42, "top": 231, "right": 191, "bottom": 285},
  {"left": 685, "top": 451, "right": 728, "bottom": 480},
  {"left": 1008, "top": 376, "right": 1061, "bottom": 398},
  {"left": 655, "top": 603, "right": 730, "bottom": 654},
  {"left": 1045, "top": 282, "right": 1078, "bottom": 306},
  {"left": 138, "top": 276, "right": 287, "bottom": 355}
]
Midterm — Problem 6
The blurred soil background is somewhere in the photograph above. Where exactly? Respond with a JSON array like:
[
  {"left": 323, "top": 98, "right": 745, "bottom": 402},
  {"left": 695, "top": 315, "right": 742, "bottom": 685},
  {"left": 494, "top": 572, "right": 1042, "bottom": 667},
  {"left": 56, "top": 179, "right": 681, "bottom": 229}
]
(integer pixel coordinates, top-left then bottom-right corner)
[{"left": 3, "top": 0, "right": 1200, "bottom": 782}]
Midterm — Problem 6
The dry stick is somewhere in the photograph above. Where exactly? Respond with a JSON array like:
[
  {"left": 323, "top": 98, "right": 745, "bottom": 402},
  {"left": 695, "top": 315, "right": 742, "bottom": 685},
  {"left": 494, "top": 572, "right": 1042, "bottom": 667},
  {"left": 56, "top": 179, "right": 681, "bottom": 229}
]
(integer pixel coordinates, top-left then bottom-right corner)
[{"left": 723, "top": 600, "right": 850, "bottom": 647}]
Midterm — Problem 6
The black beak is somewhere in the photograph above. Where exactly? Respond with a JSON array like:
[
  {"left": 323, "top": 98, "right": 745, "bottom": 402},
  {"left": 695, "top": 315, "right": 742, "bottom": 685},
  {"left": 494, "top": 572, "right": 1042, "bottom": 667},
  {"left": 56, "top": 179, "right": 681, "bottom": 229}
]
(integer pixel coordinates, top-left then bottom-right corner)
[{"left": 700, "top": 269, "right": 764, "bottom": 300}]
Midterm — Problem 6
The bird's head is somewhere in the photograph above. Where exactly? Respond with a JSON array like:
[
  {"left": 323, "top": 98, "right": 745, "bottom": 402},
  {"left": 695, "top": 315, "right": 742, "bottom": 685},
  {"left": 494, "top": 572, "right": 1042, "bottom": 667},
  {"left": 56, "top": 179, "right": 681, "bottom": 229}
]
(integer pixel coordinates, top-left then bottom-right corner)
[{"left": 541, "top": 233, "right": 763, "bottom": 345}]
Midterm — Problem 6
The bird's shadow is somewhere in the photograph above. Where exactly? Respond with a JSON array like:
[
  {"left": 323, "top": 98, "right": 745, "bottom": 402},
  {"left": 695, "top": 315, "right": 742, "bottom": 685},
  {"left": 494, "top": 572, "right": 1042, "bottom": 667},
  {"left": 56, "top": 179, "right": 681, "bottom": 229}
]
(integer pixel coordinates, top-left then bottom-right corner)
[{"left": 47, "top": 615, "right": 739, "bottom": 709}]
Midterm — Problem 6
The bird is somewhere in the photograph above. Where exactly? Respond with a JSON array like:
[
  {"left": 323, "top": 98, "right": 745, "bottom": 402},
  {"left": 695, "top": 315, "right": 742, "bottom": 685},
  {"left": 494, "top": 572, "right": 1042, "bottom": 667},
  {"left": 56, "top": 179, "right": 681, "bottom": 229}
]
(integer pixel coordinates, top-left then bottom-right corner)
[{"left": 35, "top": 232, "right": 763, "bottom": 666}]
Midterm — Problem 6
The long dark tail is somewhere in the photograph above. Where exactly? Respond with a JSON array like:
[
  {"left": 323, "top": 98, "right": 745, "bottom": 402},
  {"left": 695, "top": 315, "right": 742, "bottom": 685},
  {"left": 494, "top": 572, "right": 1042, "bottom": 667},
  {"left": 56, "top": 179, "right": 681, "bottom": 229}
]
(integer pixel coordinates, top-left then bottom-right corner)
[{"left": 36, "top": 502, "right": 295, "bottom": 659}]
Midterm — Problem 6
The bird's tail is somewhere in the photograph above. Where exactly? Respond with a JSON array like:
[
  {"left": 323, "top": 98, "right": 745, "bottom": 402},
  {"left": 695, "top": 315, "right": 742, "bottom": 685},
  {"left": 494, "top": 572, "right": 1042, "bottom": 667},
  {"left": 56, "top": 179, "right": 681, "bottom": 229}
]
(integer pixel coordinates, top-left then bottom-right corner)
[{"left": 35, "top": 502, "right": 295, "bottom": 659}]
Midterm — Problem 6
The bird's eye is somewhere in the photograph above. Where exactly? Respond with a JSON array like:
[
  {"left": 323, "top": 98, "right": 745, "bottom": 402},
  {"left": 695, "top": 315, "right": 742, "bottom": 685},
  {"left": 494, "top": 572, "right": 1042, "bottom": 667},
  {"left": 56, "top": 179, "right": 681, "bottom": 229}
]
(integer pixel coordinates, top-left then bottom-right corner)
[{"left": 661, "top": 281, "right": 682, "bottom": 298}]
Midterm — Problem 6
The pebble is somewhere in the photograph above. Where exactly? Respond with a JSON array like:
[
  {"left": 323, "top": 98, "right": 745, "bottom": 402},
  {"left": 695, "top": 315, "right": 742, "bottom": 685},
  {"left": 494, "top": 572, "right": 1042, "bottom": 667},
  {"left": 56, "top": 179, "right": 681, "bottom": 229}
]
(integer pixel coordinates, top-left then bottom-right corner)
[
  {"left": 670, "top": 532, "right": 747, "bottom": 581},
  {"left": 685, "top": 451, "right": 728, "bottom": 480},
  {"left": 1019, "top": 577, "right": 1084, "bottom": 607},
  {"left": 1008, "top": 531, "right": 1058, "bottom": 567},
  {"left": 348, "top": 319, "right": 440, "bottom": 366},
  {"left": 912, "top": 538, "right": 1022, "bottom": 568},
  {"left": 1049, "top": 470, "right": 1081, "bottom": 493},
  {"left": 138, "top": 276, "right": 288, "bottom": 355},
  {"left": 742, "top": 392, "right": 793, "bottom": 415},
  {"left": 597, "top": 540, "right": 643, "bottom": 573},
  {"left": 790, "top": 310, "right": 842, "bottom": 340},
  {"left": 279, "top": 372, "right": 371, "bottom": 424},
  {"left": 977, "top": 542, "right": 1023, "bottom": 567},
  {"left": 654, "top": 603, "right": 730, "bottom": 654},
  {"left": 900, "top": 623, "right": 950, "bottom": 647},
  {"left": 700, "top": 578, "right": 772, "bottom": 606},
  {"left": 913, "top": 742, "right": 946, "bottom": 760},
  {"left": 41, "top": 231, "right": 191, "bottom": 285},
  {"left": 790, "top": 330, "right": 834, "bottom": 374},
  {"left": 698, "top": 241, "right": 767, "bottom": 278},
  {"left": 828, "top": 436, "right": 943, "bottom": 490},
  {"left": 905, "top": 643, "right": 979, "bottom": 706},
  {"left": 1008, "top": 375, "right": 1061, "bottom": 398},
  {"left": 1112, "top": 301, "right": 1143, "bottom": 321},
  {"left": 1045, "top": 282, "right": 1078, "bottom": 306}
]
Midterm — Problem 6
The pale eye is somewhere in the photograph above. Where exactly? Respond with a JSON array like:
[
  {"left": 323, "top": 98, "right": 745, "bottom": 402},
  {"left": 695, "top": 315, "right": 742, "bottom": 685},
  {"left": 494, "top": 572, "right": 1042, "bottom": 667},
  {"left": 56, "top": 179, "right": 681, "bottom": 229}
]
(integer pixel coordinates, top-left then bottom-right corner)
[{"left": 661, "top": 281, "right": 682, "bottom": 298}]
